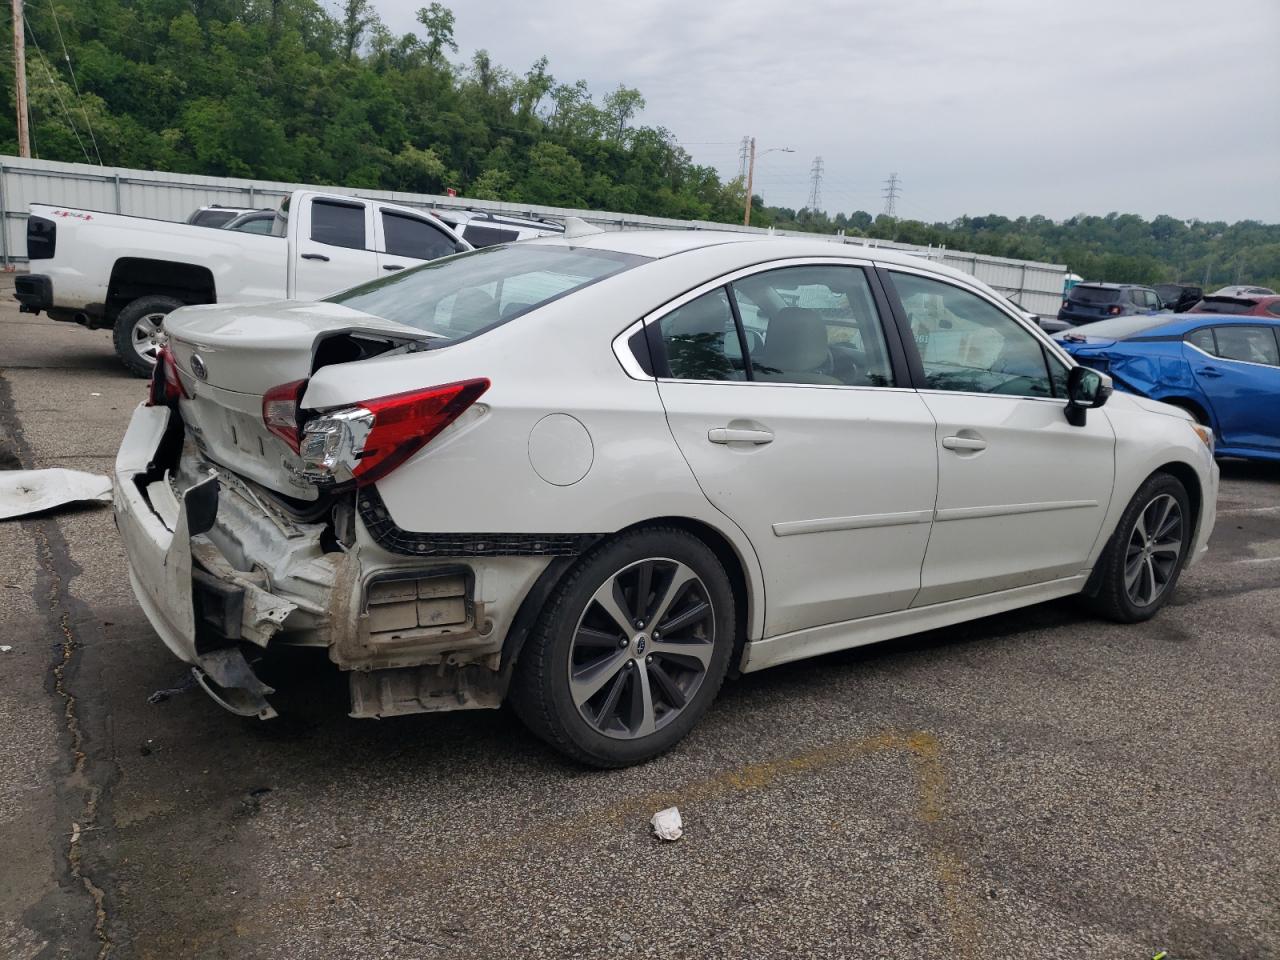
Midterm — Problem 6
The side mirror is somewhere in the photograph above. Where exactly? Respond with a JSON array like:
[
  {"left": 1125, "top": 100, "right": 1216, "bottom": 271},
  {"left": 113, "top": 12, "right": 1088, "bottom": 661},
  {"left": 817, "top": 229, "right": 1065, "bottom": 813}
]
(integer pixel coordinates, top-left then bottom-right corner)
[{"left": 1065, "top": 366, "right": 1113, "bottom": 427}]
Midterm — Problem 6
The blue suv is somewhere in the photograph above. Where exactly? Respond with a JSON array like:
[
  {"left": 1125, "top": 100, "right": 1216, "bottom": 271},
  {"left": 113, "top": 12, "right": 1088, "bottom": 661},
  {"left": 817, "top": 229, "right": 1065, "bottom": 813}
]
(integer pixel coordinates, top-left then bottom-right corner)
[{"left": 1058, "top": 283, "right": 1161, "bottom": 327}]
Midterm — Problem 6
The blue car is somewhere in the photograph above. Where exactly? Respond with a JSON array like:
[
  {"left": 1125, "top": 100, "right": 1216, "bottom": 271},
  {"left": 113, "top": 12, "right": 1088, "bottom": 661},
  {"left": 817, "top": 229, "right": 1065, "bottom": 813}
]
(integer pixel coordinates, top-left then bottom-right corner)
[{"left": 1056, "top": 313, "right": 1280, "bottom": 462}]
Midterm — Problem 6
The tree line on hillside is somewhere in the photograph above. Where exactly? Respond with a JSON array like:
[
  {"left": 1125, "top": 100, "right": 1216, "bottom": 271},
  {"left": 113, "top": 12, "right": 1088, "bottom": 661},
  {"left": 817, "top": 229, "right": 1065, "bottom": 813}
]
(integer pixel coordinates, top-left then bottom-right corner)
[{"left": 2, "top": 0, "right": 1276, "bottom": 291}]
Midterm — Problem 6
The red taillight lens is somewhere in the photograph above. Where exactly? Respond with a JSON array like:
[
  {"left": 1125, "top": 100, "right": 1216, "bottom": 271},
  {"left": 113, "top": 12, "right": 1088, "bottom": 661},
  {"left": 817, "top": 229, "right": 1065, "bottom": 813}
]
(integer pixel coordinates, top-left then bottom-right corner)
[
  {"left": 262, "top": 379, "right": 309, "bottom": 452},
  {"left": 1108, "top": 305, "right": 1123, "bottom": 315},
  {"left": 296, "top": 378, "right": 489, "bottom": 487},
  {"left": 351, "top": 379, "right": 490, "bottom": 485},
  {"left": 146, "top": 346, "right": 187, "bottom": 406}
]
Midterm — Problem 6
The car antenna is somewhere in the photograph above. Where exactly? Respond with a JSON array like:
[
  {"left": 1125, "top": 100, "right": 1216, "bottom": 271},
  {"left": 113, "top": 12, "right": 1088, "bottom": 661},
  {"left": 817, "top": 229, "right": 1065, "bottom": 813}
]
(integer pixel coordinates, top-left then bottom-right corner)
[{"left": 561, "top": 217, "right": 605, "bottom": 239}]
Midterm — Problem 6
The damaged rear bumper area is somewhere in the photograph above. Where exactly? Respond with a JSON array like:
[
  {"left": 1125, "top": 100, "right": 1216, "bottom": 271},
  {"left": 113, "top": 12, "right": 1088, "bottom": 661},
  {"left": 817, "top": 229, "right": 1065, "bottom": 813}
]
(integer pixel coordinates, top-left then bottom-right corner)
[{"left": 113, "top": 403, "right": 553, "bottom": 721}]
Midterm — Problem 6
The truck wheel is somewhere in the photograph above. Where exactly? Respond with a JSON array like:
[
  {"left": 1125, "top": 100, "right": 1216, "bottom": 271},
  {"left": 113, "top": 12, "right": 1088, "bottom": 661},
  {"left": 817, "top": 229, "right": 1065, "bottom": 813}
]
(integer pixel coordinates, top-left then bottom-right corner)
[{"left": 113, "top": 295, "right": 183, "bottom": 378}]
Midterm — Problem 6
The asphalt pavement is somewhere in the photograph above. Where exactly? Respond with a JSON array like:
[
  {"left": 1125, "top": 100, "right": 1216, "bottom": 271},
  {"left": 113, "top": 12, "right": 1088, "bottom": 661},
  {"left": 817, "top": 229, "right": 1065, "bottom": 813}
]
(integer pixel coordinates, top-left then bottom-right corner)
[{"left": 1, "top": 275, "right": 1276, "bottom": 960}]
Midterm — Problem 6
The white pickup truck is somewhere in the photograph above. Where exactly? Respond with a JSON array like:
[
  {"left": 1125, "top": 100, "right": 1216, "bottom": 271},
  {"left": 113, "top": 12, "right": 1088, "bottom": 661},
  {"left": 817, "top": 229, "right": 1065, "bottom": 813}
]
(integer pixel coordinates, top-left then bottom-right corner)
[{"left": 14, "top": 190, "right": 471, "bottom": 376}]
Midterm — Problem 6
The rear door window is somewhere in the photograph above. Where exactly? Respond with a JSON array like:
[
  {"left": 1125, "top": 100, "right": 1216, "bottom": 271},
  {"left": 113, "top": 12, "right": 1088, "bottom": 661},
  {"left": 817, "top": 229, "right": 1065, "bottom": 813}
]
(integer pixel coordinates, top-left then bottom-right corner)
[
  {"left": 657, "top": 289, "right": 743, "bottom": 381},
  {"left": 311, "top": 200, "right": 366, "bottom": 250},
  {"left": 1213, "top": 326, "right": 1280, "bottom": 366},
  {"left": 728, "top": 265, "right": 896, "bottom": 387},
  {"left": 1184, "top": 327, "right": 1216, "bottom": 354},
  {"left": 382, "top": 211, "right": 459, "bottom": 260}
]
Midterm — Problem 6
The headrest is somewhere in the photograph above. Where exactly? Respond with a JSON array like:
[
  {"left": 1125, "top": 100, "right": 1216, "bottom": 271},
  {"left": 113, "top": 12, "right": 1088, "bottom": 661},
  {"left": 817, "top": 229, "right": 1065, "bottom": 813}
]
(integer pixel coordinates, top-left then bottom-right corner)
[{"left": 758, "top": 308, "right": 829, "bottom": 372}]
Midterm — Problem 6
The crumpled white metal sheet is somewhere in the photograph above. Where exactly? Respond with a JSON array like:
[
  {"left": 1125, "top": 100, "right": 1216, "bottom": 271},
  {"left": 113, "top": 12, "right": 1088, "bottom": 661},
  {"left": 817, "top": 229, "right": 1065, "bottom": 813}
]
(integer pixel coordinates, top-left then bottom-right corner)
[{"left": 0, "top": 468, "right": 112, "bottom": 520}]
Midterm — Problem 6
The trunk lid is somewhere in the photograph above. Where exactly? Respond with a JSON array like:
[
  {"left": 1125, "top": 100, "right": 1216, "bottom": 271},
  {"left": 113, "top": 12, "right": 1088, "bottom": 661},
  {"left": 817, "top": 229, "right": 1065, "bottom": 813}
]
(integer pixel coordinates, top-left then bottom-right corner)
[{"left": 165, "top": 300, "right": 435, "bottom": 499}]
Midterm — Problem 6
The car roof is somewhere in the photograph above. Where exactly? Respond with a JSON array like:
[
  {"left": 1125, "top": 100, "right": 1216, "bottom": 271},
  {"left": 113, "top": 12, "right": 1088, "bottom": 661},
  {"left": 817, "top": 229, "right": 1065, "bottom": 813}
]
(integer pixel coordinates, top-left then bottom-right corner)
[
  {"left": 1075, "top": 282, "right": 1149, "bottom": 290},
  {"left": 524, "top": 229, "right": 984, "bottom": 282}
]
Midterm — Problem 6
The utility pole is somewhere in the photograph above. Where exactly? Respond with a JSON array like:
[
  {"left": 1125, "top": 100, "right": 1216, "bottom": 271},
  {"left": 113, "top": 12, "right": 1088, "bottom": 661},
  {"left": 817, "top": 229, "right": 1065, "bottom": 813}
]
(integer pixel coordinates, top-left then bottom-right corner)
[
  {"left": 807, "top": 156, "right": 824, "bottom": 213},
  {"left": 737, "top": 136, "right": 750, "bottom": 182},
  {"left": 12, "top": 0, "right": 30, "bottom": 158},
  {"left": 742, "top": 139, "right": 794, "bottom": 227},
  {"left": 882, "top": 172, "right": 900, "bottom": 218}
]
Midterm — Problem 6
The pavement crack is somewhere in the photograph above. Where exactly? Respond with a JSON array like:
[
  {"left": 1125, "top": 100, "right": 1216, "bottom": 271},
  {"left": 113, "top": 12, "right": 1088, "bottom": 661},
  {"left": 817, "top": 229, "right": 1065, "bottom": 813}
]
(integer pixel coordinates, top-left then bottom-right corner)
[{"left": 1, "top": 370, "right": 115, "bottom": 959}]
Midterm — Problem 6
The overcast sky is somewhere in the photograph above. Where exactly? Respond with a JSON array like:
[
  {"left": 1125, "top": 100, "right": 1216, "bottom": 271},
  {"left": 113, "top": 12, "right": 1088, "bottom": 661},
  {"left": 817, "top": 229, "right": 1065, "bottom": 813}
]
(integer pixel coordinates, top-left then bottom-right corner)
[{"left": 378, "top": 0, "right": 1280, "bottom": 223}]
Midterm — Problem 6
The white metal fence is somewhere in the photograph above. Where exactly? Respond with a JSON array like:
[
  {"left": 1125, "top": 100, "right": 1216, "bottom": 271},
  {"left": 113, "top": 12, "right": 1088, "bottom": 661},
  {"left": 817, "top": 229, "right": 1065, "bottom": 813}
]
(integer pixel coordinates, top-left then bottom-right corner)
[{"left": 0, "top": 155, "right": 1069, "bottom": 315}]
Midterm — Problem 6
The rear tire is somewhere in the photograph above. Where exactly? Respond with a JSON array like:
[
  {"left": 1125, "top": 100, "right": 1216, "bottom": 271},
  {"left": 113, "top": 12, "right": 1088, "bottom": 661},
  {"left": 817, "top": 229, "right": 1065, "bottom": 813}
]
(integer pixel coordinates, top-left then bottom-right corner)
[
  {"left": 1085, "top": 472, "right": 1191, "bottom": 623},
  {"left": 509, "top": 527, "right": 736, "bottom": 768},
  {"left": 113, "top": 295, "right": 182, "bottom": 378}
]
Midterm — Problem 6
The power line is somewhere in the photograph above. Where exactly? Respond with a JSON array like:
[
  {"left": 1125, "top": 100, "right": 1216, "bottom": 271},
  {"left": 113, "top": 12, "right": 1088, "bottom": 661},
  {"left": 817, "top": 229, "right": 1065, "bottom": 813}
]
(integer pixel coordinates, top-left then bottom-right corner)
[
  {"left": 23, "top": 13, "right": 92, "bottom": 163},
  {"left": 882, "top": 171, "right": 900, "bottom": 217},
  {"left": 806, "top": 155, "right": 823, "bottom": 212},
  {"left": 46, "top": 0, "right": 101, "bottom": 164}
]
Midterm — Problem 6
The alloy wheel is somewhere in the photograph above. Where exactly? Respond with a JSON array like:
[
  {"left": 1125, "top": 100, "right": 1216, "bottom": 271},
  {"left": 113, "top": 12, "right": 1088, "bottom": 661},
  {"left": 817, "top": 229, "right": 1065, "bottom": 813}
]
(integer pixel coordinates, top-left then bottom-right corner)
[
  {"left": 567, "top": 557, "right": 716, "bottom": 740},
  {"left": 130, "top": 312, "right": 167, "bottom": 365},
  {"left": 1124, "top": 493, "right": 1183, "bottom": 608}
]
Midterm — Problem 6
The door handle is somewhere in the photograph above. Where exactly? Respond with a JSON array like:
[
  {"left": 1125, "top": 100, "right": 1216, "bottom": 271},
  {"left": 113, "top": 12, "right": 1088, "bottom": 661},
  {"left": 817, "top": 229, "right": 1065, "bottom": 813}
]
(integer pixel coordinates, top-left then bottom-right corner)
[
  {"left": 1196, "top": 366, "right": 1223, "bottom": 378},
  {"left": 708, "top": 427, "right": 774, "bottom": 445},
  {"left": 382, "top": 264, "right": 405, "bottom": 271},
  {"left": 942, "top": 436, "right": 988, "bottom": 452},
  {"left": 301, "top": 253, "right": 330, "bottom": 262}
]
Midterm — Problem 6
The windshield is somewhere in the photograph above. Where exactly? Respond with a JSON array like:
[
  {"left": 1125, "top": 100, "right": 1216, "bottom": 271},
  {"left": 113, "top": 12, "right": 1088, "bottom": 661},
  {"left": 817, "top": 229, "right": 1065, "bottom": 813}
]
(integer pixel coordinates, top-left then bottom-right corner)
[
  {"left": 1059, "top": 314, "right": 1172, "bottom": 340},
  {"left": 328, "top": 244, "right": 648, "bottom": 341},
  {"left": 1068, "top": 286, "right": 1120, "bottom": 304}
]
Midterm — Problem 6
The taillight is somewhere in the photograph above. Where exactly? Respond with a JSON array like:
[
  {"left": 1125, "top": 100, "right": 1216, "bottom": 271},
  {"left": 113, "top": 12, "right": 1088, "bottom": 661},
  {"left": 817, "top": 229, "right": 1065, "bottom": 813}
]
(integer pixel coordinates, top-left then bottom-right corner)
[
  {"left": 262, "top": 379, "right": 309, "bottom": 452},
  {"left": 1062, "top": 299, "right": 1070, "bottom": 309},
  {"left": 297, "top": 378, "right": 489, "bottom": 487},
  {"left": 146, "top": 346, "right": 187, "bottom": 406},
  {"left": 1108, "top": 305, "right": 1123, "bottom": 315}
]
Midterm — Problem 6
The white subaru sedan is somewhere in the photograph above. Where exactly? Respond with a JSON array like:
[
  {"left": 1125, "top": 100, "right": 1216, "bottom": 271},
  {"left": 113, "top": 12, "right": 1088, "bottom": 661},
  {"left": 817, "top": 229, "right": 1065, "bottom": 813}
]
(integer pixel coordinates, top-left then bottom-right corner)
[{"left": 114, "top": 228, "right": 1218, "bottom": 767}]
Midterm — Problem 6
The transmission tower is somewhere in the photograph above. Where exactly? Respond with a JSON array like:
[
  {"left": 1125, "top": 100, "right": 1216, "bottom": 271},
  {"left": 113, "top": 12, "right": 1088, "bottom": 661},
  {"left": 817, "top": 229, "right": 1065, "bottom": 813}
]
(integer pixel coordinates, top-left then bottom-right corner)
[
  {"left": 737, "top": 136, "right": 751, "bottom": 181},
  {"left": 807, "top": 156, "right": 824, "bottom": 212},
  {"left": 882, "top": 172, "right": 901, "bottom": 217}
]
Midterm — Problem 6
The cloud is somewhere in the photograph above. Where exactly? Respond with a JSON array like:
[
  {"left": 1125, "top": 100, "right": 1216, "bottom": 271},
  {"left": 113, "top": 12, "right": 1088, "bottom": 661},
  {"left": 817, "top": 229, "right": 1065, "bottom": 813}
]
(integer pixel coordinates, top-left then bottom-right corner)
[{"left": 377, "top": 0, "right": 1280, "bottom": 222}]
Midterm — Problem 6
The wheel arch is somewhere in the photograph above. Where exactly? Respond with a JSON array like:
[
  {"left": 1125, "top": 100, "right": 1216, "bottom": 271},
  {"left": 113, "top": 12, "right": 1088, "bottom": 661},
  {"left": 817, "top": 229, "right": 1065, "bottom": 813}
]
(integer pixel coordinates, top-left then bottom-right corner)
[
  {"left": 1156, "top": 395, "right": 1213, "bottom": 429},
  {"left": 500, "top": 515, "right": 761, "bottom": 678},
  {"left": 106, "top": 258, "right": 217, "bottom": 323},
  {"left": 1154, "top": 459, "right": 1203, "bottom": 542}
]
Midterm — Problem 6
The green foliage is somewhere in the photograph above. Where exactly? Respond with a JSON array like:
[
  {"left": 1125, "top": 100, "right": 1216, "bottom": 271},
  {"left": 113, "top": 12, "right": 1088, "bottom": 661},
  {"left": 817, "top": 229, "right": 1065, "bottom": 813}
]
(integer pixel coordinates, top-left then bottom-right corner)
[{"left": 1, "top": 0, "right": 1273, "bottom": 288}]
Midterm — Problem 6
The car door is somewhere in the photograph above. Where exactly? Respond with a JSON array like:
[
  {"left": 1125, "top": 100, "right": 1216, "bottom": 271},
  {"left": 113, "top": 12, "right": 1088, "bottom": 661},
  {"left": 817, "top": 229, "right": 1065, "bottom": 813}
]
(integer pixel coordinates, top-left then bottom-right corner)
[
  {"left": 1188, "top": 323, "right": 1280, "bottom": 453},
  {"left": 375, "top": 208, "right": 466, "bottom": 273},
  {"left": 293, "top": 197, "right": 378, "bottom": 300},
  {"left": 882, "top": 268, "right": 1116, "bottom": 606},
  {"left": 651, "top": 261, "right": 939, "bottom": 638}
]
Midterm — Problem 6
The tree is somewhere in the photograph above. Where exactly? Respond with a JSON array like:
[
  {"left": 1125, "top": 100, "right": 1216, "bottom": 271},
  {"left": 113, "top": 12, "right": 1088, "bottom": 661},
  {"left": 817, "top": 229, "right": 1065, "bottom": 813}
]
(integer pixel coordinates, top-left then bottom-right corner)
[
  {"left": 342, "top": 0, "right": 374, "bottom": 59},
  {"left": 602, "top": 85, "right": 645, "bottom": 141},
  {"left": 417, "top": 2, "right": 457, "bottom": 65}
]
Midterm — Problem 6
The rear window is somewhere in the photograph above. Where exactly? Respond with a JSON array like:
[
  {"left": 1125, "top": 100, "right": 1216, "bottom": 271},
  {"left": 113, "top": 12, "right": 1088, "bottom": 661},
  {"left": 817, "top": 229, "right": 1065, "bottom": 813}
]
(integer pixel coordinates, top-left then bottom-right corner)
[
  {"left": 1068, "top": 286, "right": 1120, "bottom": 304},
  {"left": 464, "top": 224, "right": 521, "bottom": 247},
  {"left": 1191, "top": 297, "right": 1255, "bottom": 314},
  {"left": 328, "top": 244, "right": 648, "bottom": 343}
]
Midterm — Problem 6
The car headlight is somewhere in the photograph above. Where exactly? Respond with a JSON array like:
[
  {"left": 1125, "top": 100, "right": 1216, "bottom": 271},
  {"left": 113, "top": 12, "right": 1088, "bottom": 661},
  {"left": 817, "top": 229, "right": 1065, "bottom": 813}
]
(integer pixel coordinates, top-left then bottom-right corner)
[{"left": 1189, "top": 422, "right": 1214, "bottom": 454}]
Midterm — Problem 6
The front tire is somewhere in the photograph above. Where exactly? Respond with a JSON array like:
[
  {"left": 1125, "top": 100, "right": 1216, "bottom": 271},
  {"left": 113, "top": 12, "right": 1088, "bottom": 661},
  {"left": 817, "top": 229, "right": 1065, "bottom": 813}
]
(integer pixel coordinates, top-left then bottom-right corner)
[
  {"left": 113, "top": 295, "right": 183, "bottom": 378},
  {"left": 1086, "top": 472, "right": 1191, "bottom": 623},
  {"left": 509, "top": 527, "right": 736, "bottom": 768}
]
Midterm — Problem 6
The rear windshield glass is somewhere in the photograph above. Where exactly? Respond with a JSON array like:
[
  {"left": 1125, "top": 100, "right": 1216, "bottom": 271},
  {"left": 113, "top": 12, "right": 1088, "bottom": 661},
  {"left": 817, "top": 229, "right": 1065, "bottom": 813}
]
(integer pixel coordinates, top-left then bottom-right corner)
[
  {"left": 1068, "top": 286, "right": 1120, "bottom": 304},
  {"left": 1191, "top": 297, "right": 1255, "bottom": 314},
  {"left": 1061, "top": 314, "right": 1173, "bottom": 340},
  {"left": 328, "top": 244, "right": 648, "bottom": 342}
]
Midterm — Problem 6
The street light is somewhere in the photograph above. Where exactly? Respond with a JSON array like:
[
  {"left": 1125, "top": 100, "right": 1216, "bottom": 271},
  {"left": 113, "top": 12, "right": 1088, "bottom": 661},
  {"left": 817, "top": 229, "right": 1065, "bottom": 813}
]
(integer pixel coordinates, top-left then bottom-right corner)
[{"left": 743, "top": 138, "right": 794, "bottom": 226}]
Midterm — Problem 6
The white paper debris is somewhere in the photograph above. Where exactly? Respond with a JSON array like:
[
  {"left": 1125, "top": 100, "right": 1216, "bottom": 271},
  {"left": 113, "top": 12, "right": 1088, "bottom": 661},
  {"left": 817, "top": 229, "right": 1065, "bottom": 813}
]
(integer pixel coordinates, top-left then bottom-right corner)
[
  {"left": 0, "top": 645, "right": 11, "bottom": 653},
  {"left": 0, "top": 469, "right": 112, "bottom": 520},
  {"left": 650, "top": 806, "right": 683, "bottom": 841}
]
